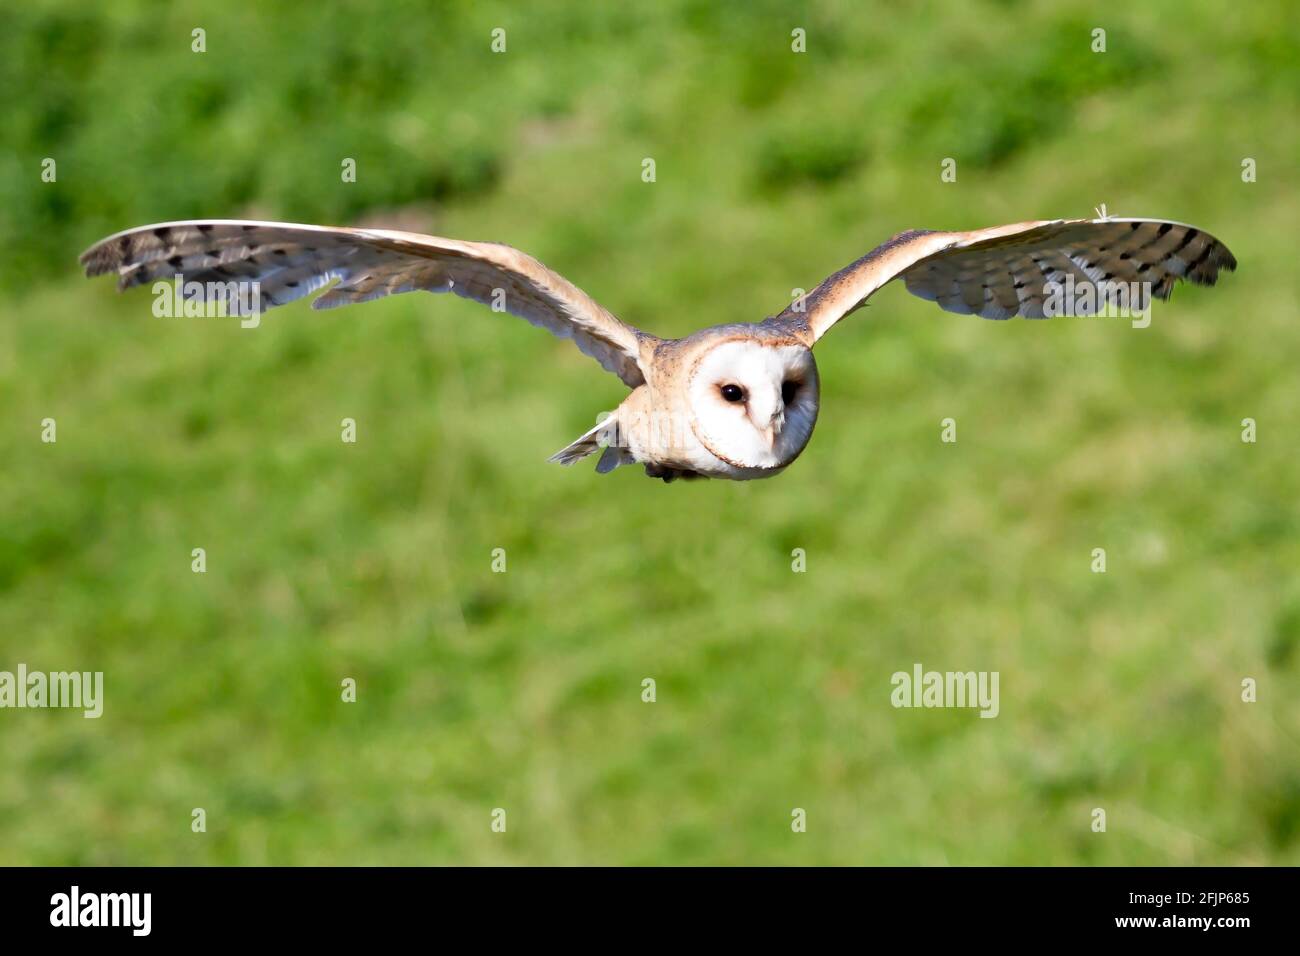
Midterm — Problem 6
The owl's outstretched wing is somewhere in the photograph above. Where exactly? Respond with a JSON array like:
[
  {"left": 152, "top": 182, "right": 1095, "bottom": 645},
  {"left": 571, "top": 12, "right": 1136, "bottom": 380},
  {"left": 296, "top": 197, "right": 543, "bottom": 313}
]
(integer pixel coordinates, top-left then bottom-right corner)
[
  {"left": 769, "top": 218, "right": 1237, "bottom": 345},
  {"left": 80, "top": 220, "right": 652, "bottom": 387}
]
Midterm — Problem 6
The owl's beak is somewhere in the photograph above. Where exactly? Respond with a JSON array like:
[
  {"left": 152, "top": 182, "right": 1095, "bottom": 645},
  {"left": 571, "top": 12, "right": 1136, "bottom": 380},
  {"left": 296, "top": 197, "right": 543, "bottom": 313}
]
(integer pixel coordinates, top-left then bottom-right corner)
[{"left": 760, "top": 411, "right": 784, "bottom": 450}]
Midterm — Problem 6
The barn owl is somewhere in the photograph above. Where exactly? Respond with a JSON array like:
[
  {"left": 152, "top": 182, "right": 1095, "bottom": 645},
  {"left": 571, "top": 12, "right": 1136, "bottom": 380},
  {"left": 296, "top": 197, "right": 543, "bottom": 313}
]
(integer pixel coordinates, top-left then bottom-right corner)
[{"left": 82, "top": 217, "right": 1235, "bottom": 481}]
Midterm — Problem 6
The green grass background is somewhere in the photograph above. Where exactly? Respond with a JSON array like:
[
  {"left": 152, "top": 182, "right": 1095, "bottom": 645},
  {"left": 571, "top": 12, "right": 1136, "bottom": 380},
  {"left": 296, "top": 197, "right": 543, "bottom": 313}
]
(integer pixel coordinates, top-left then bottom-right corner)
[{"left": 1, "top": 0, "right": 1297, "bottom": 865}]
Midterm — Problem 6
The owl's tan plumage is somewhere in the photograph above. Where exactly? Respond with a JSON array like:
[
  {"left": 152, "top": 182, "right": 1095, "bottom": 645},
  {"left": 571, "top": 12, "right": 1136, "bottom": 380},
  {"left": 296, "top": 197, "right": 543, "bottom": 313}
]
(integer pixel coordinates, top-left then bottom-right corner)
[
  {"left": 769, "top": 218, "right": 1236, "bottom": 342},
  {"left": 82, "top": 216, "right": 1236, "bottom": 482},
  {"left": 80, "top": 220, "right": 652, "bottom": 387}
]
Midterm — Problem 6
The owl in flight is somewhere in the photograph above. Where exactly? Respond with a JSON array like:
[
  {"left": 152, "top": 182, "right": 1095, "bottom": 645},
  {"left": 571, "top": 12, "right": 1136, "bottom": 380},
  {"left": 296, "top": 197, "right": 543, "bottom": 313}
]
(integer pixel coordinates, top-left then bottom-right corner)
[{"left": 82, "top": 217, "right": 1235, "bottom": 481}]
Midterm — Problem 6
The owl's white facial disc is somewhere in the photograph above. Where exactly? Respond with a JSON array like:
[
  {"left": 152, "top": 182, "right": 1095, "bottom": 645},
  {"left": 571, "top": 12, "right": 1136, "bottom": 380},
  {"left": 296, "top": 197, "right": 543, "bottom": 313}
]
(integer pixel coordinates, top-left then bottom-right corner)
[{"left": 688, "top": 340, "right": 819, "bottom": 471}]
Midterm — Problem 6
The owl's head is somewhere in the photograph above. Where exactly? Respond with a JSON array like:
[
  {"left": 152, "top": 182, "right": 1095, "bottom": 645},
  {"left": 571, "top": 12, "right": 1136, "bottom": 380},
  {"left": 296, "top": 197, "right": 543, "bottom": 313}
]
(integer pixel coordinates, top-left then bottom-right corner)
[{"left": 687, "top": 338, "right": 820, "bottom": 471}]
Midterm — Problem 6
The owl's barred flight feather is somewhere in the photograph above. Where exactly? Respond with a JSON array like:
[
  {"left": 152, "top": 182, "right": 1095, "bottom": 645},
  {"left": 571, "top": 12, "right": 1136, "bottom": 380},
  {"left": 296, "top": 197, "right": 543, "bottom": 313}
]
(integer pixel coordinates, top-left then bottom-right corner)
[
  {"left": 772, "top": 218, "right": 1236, "bottom": 342},
  {"left": 82, "top": 215, "right": 1236, "bottom": 482},
  {"left": 80, "top": 220, "right": 651, "bottom": 387}
]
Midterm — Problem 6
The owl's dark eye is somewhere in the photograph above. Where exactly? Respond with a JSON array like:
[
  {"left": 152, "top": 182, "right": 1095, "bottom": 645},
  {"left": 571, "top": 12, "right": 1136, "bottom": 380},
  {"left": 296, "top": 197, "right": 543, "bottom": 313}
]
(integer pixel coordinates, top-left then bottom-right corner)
[
  {"left": 720, "top": 384, "right": 745, "bottom": 403},
  {"left": 782, "top": 380, "right": 800, "bottom": 405}
]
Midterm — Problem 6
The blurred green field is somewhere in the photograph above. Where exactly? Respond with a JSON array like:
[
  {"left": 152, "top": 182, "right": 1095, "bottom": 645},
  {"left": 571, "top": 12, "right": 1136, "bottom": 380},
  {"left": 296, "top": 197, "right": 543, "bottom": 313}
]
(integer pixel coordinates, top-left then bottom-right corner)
[{"left": 2, "top": 0, "right": 1298, "bottom": 865}]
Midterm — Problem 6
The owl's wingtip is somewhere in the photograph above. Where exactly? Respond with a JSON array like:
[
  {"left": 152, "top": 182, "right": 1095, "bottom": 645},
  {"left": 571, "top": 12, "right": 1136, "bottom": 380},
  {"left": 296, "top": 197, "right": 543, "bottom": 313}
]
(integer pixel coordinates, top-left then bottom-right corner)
[{"left": 79, "top": 241, "right": 116, "bottom": 278}]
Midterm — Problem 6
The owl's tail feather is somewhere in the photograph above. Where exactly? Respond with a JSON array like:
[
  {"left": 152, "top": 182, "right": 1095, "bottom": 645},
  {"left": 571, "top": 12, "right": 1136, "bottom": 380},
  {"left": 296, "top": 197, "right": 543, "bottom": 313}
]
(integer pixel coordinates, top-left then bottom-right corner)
[{"left": 547, "top": 414, "right": 631, "bottom": 473}]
